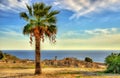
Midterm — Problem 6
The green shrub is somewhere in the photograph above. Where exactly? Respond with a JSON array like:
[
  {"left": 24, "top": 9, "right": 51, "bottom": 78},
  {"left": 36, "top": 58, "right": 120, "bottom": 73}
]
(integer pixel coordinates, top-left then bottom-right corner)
[
  {"left": 85, "top": 57, "right": 93, "bottom": 63},
  {"left": 0, "top": 51, "right": 4, "bottom": 59},
  {"left": 105, "top": 53, "right": 120, "bottom": 74}
]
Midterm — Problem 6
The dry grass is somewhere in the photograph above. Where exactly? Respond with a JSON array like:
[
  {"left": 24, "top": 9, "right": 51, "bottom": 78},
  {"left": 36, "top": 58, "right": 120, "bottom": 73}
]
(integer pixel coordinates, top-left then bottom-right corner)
[
  {"left": 0, "top": 67, "right": 120, "bottom": 78},
  {"left": 0, "top": 63, "right": 120, "bottom": 78},
  {"left": 0, "top": 62, "right": 34, "bottom": 69}
]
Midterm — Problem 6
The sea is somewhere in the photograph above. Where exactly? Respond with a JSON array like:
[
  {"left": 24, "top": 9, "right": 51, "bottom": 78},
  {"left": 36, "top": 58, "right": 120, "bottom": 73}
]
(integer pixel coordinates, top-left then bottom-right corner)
[{"left": 1, "top": 50, "right": 120, "bottom": 63}]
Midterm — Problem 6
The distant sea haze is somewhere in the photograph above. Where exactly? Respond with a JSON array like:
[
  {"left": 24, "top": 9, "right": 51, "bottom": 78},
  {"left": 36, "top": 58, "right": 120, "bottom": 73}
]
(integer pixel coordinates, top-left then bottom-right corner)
[{"left": 2, "top": 50, "right": 120, "bottom": 63}]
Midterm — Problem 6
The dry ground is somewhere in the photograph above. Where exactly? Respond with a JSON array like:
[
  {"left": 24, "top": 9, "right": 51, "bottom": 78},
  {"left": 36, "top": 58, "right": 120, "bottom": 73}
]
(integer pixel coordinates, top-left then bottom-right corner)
[{"left": 0, "top": 67, "right": 120, "bottom": 78}]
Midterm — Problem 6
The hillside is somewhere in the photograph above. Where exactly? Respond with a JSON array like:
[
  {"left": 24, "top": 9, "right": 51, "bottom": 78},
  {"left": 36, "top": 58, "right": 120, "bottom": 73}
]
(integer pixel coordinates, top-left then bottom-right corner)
[
  {"left": 0, "top": 51, "right": 19, "bottom": 63},
  {"left": 0, "top": 51, "right": 34, "bottom": 64},
  {"left": 0, "top": 51, "right": 106, "bottom": 69},
  {"left": 42, "top": 57, "right": 106, "bottom": 68}
]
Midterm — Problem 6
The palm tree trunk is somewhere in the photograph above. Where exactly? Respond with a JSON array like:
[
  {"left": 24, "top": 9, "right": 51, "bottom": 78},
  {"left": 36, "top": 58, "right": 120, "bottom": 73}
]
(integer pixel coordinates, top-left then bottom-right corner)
[{"left": 35, "top": 36, "right": 42, "bottom": 75}]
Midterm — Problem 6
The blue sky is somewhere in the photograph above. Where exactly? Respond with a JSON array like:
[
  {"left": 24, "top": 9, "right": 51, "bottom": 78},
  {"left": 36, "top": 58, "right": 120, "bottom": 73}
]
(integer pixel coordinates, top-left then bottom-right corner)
[{"left": 0, "top": 0, "right": 120, "bottom": 50}]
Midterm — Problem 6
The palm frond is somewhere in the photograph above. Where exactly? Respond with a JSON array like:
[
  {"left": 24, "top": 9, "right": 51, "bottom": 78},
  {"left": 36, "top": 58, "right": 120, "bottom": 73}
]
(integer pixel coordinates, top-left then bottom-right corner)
[
  {"left": 45, "top": 25, "right": 57, "bottom": 43},
  {"left": 20, "top": 12, "right": 29, "bottom": 21},
  {"left": 23, "top": 24, "right": 33, "bottom": 35},
  {"left": 48, "top": 25, "right": 57, "bottom": 34},
  {"left": 44, "top": 5, "right": 52, "bottom": 14},
  {"left": 33, "top": 2, "right": 46, "bottom": 18},
  {"left": 45, "top": 25, "right": 57, "bottom": 37},
  {"left": 47, "top": 10, "right": 60, "bottom": 18},
  {"left": 39, "top": 2, "right": 45, "bottom": 10},
  {"left": 30, "top": 19, "right": 36, "bottom": 25},
  {"left": 26, "top": 4, "right": 32, "bottom": 16},
  {"left": 21, "top": 2, "right": 59, "bottom": 44},
  {"left": 47, "top": 16, "right": 57, "bottom": 24}
]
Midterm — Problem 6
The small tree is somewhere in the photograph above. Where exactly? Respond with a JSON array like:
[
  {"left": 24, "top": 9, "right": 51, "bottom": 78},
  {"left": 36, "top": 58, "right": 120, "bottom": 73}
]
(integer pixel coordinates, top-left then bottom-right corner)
[
  {"left": 54, "top": 56, "right": 57, "bottom": 60},
  {"left": 85, "top": 57, "right": 93, "bottom": 63},
  {"left": 105, "top": 53, "right": 120, "bottom": 74}
]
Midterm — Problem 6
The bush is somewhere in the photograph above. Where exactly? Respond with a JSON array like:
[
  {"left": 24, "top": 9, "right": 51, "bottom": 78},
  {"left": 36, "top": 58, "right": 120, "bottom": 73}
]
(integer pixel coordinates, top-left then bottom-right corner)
[
  {"left": 0, "top": 51, "right": 4, "bottom": 59},
  {"left": 85, "top": 57, "right": 93, "bottom": 63},
  {"left": 105, "top": 53, "right": 120, "bottom": 74}
]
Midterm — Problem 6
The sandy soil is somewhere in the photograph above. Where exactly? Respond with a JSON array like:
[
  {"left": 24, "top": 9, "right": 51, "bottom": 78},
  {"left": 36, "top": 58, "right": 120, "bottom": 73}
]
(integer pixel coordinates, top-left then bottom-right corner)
[{"left": 0, "top": 68, "right": 120, "bottom": 78}]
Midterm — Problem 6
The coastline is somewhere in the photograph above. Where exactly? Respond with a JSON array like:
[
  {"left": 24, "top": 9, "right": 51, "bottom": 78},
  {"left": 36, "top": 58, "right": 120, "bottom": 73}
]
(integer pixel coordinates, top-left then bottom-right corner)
[{"left": 1, "top": 50, "right": 120, "bottom": 63}]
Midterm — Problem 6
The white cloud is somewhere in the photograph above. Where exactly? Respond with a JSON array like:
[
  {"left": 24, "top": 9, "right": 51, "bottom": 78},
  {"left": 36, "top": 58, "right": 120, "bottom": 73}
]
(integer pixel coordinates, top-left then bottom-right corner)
[
  {"left": 85, "top": 28, "right": 119, "bottom": 36},
  {"left": 53, "top": 0, "right": 120, "bottom": 19},
  {"left": 61, "top": 31, "right": 79, "bottom": 37},
  {"left": 55, "top": 27, "right": 120, "bottom": 50},
  {"left": 0, "top": 0, "right": 30, "bottom": 13},
  {"left": 61, "top": 28, "right": 120, "bottom": 39}
]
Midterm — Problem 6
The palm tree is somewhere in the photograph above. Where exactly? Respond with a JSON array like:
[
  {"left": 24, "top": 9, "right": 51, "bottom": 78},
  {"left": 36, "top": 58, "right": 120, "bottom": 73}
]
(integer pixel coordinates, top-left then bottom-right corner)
[{"left": 20, "top": 2, "right": 59, "bottom": 75}]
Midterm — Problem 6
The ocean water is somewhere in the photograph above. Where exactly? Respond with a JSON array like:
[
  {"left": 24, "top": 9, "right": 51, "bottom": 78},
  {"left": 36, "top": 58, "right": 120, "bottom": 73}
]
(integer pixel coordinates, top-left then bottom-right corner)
[{"left": 2, "top": 50, "right": 120, "bottom": 63}]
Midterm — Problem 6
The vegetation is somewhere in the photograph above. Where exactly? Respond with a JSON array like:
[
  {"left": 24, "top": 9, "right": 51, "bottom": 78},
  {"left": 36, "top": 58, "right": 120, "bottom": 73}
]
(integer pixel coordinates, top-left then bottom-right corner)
[
  {"left": 105, "top": 53, "right": 120, "bottom": 74},
  {"left": 0, "top": 51, "right": 20, "bottom": 63},
  {"left": 1, "top": 67, "right": 113, "bottom": 78},
  {"left": 0, "top": 51, "right": 4, "bottom": 59},
  {"left": 4, "top": 53, "right": 19, "bottom": 60},
  {"left": 85, "top": 57, "right": 93, "bottom": 63},
  {"left": 20, "top": 2, "right": 59, "bottom": 75}
]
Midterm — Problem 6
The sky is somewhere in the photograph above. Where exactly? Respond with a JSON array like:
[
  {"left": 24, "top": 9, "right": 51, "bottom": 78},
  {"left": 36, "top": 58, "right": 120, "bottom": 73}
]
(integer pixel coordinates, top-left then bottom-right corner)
[{"left": 0, "top": 0, "right": 120, "bottom": 50}]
